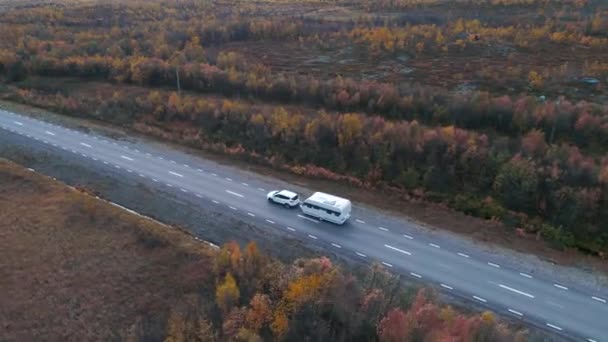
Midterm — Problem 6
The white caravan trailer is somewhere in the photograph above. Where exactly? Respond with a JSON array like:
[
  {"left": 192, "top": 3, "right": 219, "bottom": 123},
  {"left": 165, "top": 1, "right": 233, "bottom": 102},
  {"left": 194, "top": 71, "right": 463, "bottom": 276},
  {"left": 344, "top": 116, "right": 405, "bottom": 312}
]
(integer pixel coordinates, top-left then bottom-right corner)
[{"left": 300, "top": 192, "right": 352, "bottom": 225}]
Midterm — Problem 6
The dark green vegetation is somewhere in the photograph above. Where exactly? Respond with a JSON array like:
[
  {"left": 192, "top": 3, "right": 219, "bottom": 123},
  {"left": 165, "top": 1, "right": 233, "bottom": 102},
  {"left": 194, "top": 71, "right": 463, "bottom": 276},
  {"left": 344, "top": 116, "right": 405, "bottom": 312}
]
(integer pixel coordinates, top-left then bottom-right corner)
[{"left": 1, "top": 0, "right": 607, "bottom": 255}]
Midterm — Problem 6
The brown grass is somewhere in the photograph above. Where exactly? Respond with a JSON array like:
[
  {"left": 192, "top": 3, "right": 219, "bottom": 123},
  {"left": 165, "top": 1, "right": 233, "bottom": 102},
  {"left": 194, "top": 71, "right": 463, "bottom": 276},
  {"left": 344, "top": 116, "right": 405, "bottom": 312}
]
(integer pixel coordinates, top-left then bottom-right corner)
[{"left": 0, "top": 159, "right": 215, "bottom": 341}]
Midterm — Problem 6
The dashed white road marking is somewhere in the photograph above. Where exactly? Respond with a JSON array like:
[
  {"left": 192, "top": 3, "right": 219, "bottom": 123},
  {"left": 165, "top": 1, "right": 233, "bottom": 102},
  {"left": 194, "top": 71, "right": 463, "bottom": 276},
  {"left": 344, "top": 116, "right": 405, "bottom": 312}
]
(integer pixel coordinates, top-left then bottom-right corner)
[
  {"left": 225, "top": 190, "right": 244, "bottom": 198},
  {"left": 120, "top": 155, "right": 134, "bottom": 161},
  {"left": 286, "top": 227, "right": 296, "bottom": 232},
  {"left": 92, "top": 158, "right": 98, "bottom": 161},
  {"left": 184, "top": 164, "right": 190, "bottom": 168},
  {"left": 169, "top": 171, "right": 184, "bottom": 178},
  {"left": 553, "top": 284, "right": 568, "bottom": 291},
  {"left": 134, "top": 149, "right": 139, "bottom": 153},
  {"left": 180, "top": 188, "right": 188, "bottom": 193},
  {"left": 508, "top": 309, "right": 523, "bottom": 316},
  {"left": 229, "top": 206, "right": 237, "bottom": 210},
  {"left": 378, "top": 226, "right": 389, "bottom": 232},
  {"left": 139, "top": 174, "right": 145, "bottom": 178},
  {"left": 45, "top": 130, "right": 55, "bottom": 136},
  {"left": 196, "top": 194, "right": 203, "bottom": 198},
  {"left": 331, "top": 243, "right": 341, "bottom": 248},
  {"left": 355, "top": 219, "right": 366, "bottom": 224},
  {"left": 410, "top": 272, "right": 422, "bottom": 278},
  {"left": 247, "top": 213, "right": 255, "bottom": 217},
  {"left": 440, "top": 284, "right": 453, "bottom": 290},
  {"left": 197, "top": 168, "right": 203, "bottom": 172},
  {"left": 265, "top": 219, "right": 275, "bottom": 224},
  {"left": 13, "top": 121, "right": 23, "bottom": 126},
  {"left": 384, "top": 244, "right": 412, "bottom": 256},
  {"left": 545, "top": 323, "right": 562, "bottom": 331},
  {"left": 158, "top": 156, "right": 164, "bottom": 160},
  {"left": 80, "top": 142, "right": 91, "bottom": 148},
  {"left": 257, "top": 187, "right": 265, "bottom": 191},
  {"left": 146, "top": 153, "right": 151, "bottom": 156},
  {"left": 429, "top": 243, "right": 440, "bottom": 249},
  {"left": 212, "top": 200, "right": 220, "bottom": 204},
  {"left": 297, "top": 214, "right": 319, "bottom": 223},
  {"left": 211, "top": 173, "right": 217, "bottom": 176},
  {"left": 356, "top": 252, "right": 367, "bottom": 258},
  {"left": 519, "top": 273, "right": 533, "bottom": 279},
  {"left": 498, "top": 284, "right": 535, "bottom": 298},
  {"left": 242, "top": 182, "right": 249, "bottom": 186},
  {"left": 170, "top": 160, "right": 176, "bottom": 164},
  {"left": 458, "top": 252, "right": 470, "bottom": 258},
  {"left": 473, "top": 296, "right": 487, "bottom": 303},
  {"left": 587, "top": 338, "right": 598, "bottom": 342},
  {"left": 591, "top": 296, "right": 606, "bottom": 303},
  {"left": 403, "top": 234, "right": 414, "bottom": 240},
  {"left": 126, "top": 169, "right": 133, "bottom": 173},
  {"left": 308, "top": 234, "right": 318, "bottom": 240},
  {"left": 152, "top": 178, "right": 158, "bottom": 182},
  {"left": 225, "top": 177, "right": 232, "bottom": 181},
  {"left": 381, "top": 262, "right": 393, "bottom": 268},
  {"left": 103, "top": 161, "right": 108, "bottom": 165},
  {"left": 43, "top": 140, "right": 49, "bottom": 144},
  {"left": 165, "top": 183, "right": 173, "bottom": 187},
  {"left": 114, "top": 165, "right": 120, "bottom": 169},
  {"left": 487, "top": 262, "right": 501, "bottom": 268}
]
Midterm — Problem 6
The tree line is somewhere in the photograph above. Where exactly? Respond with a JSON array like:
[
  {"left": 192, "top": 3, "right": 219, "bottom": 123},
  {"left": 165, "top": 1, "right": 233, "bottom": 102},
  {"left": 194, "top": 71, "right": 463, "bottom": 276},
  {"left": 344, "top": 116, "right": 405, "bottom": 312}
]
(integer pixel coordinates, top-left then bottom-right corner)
[{"left": 159, "top": 241, "right": 524, "bottom": 341}]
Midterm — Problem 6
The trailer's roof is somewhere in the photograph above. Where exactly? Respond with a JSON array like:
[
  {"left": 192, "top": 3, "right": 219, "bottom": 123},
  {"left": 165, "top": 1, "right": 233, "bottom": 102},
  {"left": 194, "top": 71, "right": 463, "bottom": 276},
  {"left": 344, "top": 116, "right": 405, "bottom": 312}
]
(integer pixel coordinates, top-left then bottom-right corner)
[{"left": 306, "top": 192, "right": 351, "bottom": 210}]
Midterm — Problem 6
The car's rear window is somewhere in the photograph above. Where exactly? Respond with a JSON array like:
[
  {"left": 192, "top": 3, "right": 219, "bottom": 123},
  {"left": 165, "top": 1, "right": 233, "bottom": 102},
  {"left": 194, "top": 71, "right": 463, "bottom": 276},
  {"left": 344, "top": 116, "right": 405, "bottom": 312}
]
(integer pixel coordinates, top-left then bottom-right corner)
[{"left": 291, "top": 195, "right": 299, "bottom": 200}]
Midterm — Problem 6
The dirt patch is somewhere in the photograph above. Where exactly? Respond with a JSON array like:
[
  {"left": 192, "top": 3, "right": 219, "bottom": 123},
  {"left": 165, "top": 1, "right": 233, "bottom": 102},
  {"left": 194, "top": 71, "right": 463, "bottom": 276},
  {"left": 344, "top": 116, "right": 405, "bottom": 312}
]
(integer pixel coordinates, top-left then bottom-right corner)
[{"left": 0, "top": 159, "right": 216, "bottom": 341}]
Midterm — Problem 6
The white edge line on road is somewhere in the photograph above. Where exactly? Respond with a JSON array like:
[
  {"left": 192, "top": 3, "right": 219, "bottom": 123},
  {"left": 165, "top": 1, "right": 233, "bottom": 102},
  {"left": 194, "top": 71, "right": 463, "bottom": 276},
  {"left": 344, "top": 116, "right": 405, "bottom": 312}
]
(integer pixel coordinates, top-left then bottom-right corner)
[
  {"left": 286, "top": 227, "right": 296, "bottom": 232},
  {"left": 247, "top": 213, "right": 255, "bottom": 217},
  {"left": 225, "top": 190, "right": 245, "bottom": 198},
  {"left": 410, "top": 272, "right": 422, "bottom": 278},
  {"left": 553, "top": 284, "right": 568, "bottom": 291},
  {"left": 440, "top": 284, "right": 453, "bottom": 290},
  {"left": 545, "top": 323, "right": 562, "bottom": 331},
  {"left": 520, "top": 273, "right": 533, "bottom": 279},
  {"left": 591, "top": 296, "right": 606, "bottom": 303},
  {"left": 498, "top": 284, "right": 535, "bottom": 298},
  {"left": 403, "top": 234, "right": 414, "bottom": 240},
  {"left": 331, "top": 243, "right": 341, "bottom": 248},
  {"left": 384, "top": 244, "right": 412, "bottom": 256},
  {"left": 169, "top": 171, "right": 184, "bottom": 178},
  {"left": 429, "top": 243, "right": 440, "bottom": 248},
  {"left": 297, "top": 214, "right": 319, "bottom": 223},
  {"left": 120, "top": 155, "right": 134, "bottom": 161},
  {"left": 458, "top": 252, "right": 470, "bottom": 258},
  {"left": 308, "top": 234, "right": 318, "bottom": 240},
  {"left": 356, "top": 252, "right": 366, "bottom": 258},
  {"left": 355, "top": 219, "right": 366, "bottom": 224},
  {"left": 488, "top": 262, "right": 501, "bottom": 268},
  {"left": 381, "top": 262, "right": 393, "bottom": 268},
  {"left": 80, "top": 142, "right": 91, "bottom": 148},
  {"left": 473, "top": 296, "right": 487, "bottom": 303},
  {"left": 378, "top": 226, "right": 389, "bottom": 232},
  {"left": 508, "top": 309, "right": 523, "bottom": 316},
  {"left": 265, "top": 219, "right": 275, "bottom": 224}
]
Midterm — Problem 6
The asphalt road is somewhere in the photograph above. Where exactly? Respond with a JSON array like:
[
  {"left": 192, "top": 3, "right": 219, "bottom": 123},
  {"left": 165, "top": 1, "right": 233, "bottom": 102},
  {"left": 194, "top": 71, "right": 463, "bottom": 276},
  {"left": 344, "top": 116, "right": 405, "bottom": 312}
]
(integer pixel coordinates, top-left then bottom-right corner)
[{"left": 1, "top": 109, "right": 607, "bottom": 342}]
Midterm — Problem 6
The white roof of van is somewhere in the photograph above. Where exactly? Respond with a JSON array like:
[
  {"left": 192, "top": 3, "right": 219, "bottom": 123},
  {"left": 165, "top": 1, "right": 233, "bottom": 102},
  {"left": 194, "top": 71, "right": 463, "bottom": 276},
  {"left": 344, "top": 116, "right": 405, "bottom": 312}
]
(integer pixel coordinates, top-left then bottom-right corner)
[{"left": 306, "top": 192, "right": 351, "bottom": 210}]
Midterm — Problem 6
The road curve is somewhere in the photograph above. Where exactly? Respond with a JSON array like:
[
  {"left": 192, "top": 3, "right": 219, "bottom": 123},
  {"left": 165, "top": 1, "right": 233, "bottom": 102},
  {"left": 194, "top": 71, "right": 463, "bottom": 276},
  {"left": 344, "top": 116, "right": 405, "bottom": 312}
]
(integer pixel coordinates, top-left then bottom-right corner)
[{"left": 1, "top": 110, "right": 607, "bottom": 341}]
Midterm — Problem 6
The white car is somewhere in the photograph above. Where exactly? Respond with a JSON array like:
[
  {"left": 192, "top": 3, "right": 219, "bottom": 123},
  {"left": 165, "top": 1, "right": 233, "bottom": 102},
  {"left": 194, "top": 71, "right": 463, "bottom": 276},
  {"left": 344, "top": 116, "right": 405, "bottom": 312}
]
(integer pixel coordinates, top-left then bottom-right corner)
[{"left": 267, "top": 190, "right": 300, "bottom": 208}]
